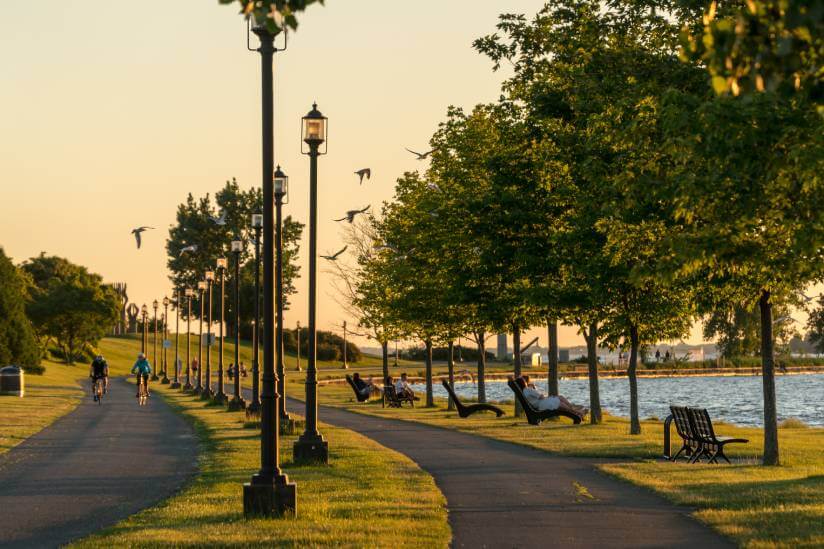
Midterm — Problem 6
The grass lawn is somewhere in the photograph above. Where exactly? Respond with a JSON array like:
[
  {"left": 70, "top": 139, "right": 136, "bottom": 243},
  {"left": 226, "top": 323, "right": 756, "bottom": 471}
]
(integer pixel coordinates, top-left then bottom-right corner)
[
  {"left": 70, "top": 381, "right": 450, "bottom": 548},
  {"left": 313, "top": 382, "right": 823, "bottom": 548}
]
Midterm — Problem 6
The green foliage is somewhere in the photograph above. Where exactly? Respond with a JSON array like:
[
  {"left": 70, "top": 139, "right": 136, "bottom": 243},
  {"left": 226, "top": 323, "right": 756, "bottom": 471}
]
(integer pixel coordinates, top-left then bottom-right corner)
[
  {"left": 0, "top": 247, "right": 40, "bottom": 368},
  {"left": 283, "top": 328, "right": 361, "bottom": 362},
  {"left": 21, "top": 254, "right": 119, "bottom": 364},
  {"left": 807, "top": 295, "right": 824, "bottom": 352},
  {"left": 704, "top": 301, "right": 795, "bottom": 357},
  {"left": 219, "top": 0, "right": 326, "bottom": 36}
]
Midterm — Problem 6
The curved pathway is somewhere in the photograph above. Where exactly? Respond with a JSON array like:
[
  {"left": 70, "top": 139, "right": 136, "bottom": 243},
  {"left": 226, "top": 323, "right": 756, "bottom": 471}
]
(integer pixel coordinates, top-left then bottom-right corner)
[
  {"left": 285, "top": 397, "right": 733, "bottom": 548},
  {"left": 0, "top": 377, "right": 197, "bottom": 548}
]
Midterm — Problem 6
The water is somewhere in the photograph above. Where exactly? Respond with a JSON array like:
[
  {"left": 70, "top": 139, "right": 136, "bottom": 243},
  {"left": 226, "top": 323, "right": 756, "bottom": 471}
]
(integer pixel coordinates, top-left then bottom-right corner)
[{"left": 427, "top": 374, "right": 824, "bottom": 427}]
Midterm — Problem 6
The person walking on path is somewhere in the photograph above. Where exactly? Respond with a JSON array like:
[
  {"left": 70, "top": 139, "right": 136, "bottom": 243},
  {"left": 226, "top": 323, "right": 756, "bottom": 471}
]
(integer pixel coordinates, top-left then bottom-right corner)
[{"left": 131, "top": 353, "right": 152, "bottom": 397}]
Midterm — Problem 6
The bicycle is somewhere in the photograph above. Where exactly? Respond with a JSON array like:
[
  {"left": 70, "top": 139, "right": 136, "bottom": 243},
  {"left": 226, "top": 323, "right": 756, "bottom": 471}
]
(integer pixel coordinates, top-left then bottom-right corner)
[
  {"left": 93, "top": 377, "right": 104, "bottom": 405},
  {"left": 137, "top": 375, "right": 149, "bottom": 406}
]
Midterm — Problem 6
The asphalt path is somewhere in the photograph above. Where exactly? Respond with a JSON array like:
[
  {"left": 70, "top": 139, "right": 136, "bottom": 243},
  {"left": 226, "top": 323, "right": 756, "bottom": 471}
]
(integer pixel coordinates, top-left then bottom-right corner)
[
  {"left": 280, "top": 394, "right": 734, "bottom": 549},
  {"left": 0, "top": 377, "right": 197, "bottom": 548}
]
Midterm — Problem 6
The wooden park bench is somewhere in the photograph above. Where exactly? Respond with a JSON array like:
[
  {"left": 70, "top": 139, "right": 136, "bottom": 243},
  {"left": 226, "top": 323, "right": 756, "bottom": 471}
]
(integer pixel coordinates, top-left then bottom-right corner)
[
  {"left": 506, "top": 378, "right": 582, "bottom": 425},
  {"left": 441, "top": 379, "right": 504, "bottom": 418},
  {"left": 667, "top": 405, "right": 748, "bottom": 463},
  {"left": 345, "top": 374, "right": 377, "bottom": 403},
  {"left": 382, "top": 384, "right": 415, "bottom": 408}
]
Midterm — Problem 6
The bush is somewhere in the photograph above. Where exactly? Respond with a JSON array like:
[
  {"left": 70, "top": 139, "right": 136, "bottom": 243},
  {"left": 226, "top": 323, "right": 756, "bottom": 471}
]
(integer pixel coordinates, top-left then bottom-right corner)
[
  {"left": 283, "top": 328, "right": 361, "bottom": 362},
  {"left": 0, "top": 248, "right": 41, "bottom": 369}
]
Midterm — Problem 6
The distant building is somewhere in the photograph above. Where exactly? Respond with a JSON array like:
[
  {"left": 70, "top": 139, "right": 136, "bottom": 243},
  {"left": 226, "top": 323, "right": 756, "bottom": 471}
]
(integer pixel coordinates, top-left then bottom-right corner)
[{"left": 496, "top": 333, "right": 507, "bottom": 361}]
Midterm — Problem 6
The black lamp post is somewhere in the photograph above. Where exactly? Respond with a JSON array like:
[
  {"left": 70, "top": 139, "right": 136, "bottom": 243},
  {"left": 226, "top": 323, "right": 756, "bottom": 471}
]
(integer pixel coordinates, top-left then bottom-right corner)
[
  {"left": 171, "top": 292, "right": 182, "bottom": 389},
  {"left": 274, "top": 166, "right": 291, "bottom": 423},
  {"left": 202, "top": 270, "right": 215, "bottom": 399},
  {"left": 141, "top": 304, "right": 148, "bottom": 354},
  {"left": 194, "top": 281, "right": 207, "bottom": 395},
  {"left": 214, "top": 259, "right": 229, "bottom": 404},
  {"left": 162, "top": 296, "right": 171, "bottom": 384},
  {"left": 229, "top": 240, "right": 246, "bottom": 411},
  {"left": 152, "top": 300, "right": 160, "bottom": 381},
  {"left": 243, "top": 23, "right": 296, "bottom": 516},
  {"left": 182, "top": 288, "right": 194, "bottom": 391},
  {"left": 296, "top": 320, "right": 302, "bottom": 371},
  {"left": 294, "top": 103, "right": 329, "bottom": 464},
  {"left": 248, "top": 213, "right": 263, "bottom": 416},
  {"left": 342, "top": 320, "right": 348, "bottom": 370}
]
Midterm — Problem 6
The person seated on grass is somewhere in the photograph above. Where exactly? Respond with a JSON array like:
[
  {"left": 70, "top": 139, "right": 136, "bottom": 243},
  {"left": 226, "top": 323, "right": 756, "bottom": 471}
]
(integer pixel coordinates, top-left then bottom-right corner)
[
  {"left": 395, "top": 372, "right": 419, "bottom": 401},
  {"left": 515, "top": 376, "right": 587, "bottom": 418},
  {"left": 352, "top": 372, "right": 380, "bottom": 398}
]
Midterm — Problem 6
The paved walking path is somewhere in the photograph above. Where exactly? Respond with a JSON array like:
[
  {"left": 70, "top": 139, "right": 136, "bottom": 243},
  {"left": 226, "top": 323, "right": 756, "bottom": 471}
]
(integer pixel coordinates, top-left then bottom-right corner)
[
  {"left": 284, "top": 396, "right": 733, "bottom": 548},
  {"left": 0, "top": 377, "right": 197, "bottom": 548}
]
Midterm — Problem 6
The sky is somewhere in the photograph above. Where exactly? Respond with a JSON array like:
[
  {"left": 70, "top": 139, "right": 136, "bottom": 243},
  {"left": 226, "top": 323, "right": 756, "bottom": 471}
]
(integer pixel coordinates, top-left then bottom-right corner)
[{"left": 0, "top": 0, "right": 818, "bottom": 352}]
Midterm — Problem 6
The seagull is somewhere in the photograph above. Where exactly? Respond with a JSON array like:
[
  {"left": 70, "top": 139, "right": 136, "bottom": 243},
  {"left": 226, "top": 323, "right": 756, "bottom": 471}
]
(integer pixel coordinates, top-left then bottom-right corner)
[
  {"left": 334, "top": 205, "right": 371, "bottom": 223},
  {"left": 374, "top": 244, "right": 398, "bottom": 253},
  {"left": 426, "top": 182, "right": 442, "bottom": 192},
  {"left": 209, "top": 211, "right": 227, "bottom": 226},
  {"left": 179, "top": 244, "right": 198, "bottom": 256},
  {"left": 405, "top": 147, "right": 434, "bottom": 160},
  {"left": 321, "top": 246, "right": 348, "bottom": 261},
  {"left": 131, "top": 226, "right": 154, "bottom": 249},
  {"left": 355, "top": 168, "right": 371, "bottom": 184}
]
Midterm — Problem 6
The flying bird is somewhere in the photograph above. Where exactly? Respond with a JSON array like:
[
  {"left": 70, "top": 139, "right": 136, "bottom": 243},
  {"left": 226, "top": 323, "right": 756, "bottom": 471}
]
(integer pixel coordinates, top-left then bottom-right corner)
[
  {"left": 374, "top": 244, "right": 398, "bottom": 253},
  {"left": 405, "top": 147, "right": 434, "bottom": 160},
  {"left": 334, "top": 205, "right": 371, "bottom": 223},
  {"left": 131, "top": 226, "right": 154, "bottom": 249},
  {"left": 354, "top": 168, "right": 371, "bottom": 184},
  {"left": 209, "top": 211, "right": 227, "bottom": 226},
  {"left": 179, "top": 244, "right": 198, "bottom": 256},
  {"left": 321, "top": 246, "right": 348, "bottom": 261}
]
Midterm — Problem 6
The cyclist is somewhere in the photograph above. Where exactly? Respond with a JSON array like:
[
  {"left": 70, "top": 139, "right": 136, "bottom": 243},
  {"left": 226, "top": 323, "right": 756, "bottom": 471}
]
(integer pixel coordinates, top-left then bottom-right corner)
[
  {"left": 131, "top": 352, "right": 153, "bottom": 398},
  {"left": 89, "top": 355, "right": 109, "bottom": 398}
]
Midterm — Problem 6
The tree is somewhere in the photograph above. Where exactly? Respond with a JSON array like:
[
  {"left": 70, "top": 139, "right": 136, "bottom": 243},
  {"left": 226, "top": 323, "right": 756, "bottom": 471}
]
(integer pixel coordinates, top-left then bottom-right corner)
[
  {"left": 704, "top": 301, "right": 794, "bottom": 357},
  {"left": 220, "top": 0, "right": 326, "bottom": 36},
  {"left": 806, "top": 295, "right": 824, "bottom": 352},
  {"left": 0, "top": 247, "right": 40, "bottom": 368},
  {"left": 22, "top": 254, "right": 119, "bottom": 364}
]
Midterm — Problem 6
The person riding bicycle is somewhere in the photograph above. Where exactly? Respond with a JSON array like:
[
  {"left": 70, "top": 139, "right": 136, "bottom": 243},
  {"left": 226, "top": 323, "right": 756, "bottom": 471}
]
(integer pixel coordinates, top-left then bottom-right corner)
[
  {"left": 131, "top": 353, "right": 153, "bottom": 398},
  {"left": 89, "top": 355, "right": 109, "bottom": 398}
]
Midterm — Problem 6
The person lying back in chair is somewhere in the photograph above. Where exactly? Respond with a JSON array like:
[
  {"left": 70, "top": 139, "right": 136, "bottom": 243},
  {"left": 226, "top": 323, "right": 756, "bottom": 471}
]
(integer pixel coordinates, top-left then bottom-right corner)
[
  {"left": 516, "top": 376, "right": 587, "bottom": 419},
  {"left": 352, "top": 372, "right": 380, "bottom": 398}
]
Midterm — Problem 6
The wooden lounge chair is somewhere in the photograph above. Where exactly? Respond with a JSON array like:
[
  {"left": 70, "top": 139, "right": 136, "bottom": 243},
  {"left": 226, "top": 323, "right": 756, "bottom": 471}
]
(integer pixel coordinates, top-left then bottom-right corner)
[
  {"left": 441, "top": 380, "right": 504, "bottom": 418},
  {"left": 668, "top": 405, "right": 701, "bottom": 461},
  {"left": 382, "top": 384, "right": 415, "bottom": 408},
  {"left": 687, "top": 407, "right": 748, "bottom": 464},
  {"left": 345, "top": 374, "right": 374, "bottom": 403},
  {"left": 506, "top": 379, "right": 582, "bottom": 425}
]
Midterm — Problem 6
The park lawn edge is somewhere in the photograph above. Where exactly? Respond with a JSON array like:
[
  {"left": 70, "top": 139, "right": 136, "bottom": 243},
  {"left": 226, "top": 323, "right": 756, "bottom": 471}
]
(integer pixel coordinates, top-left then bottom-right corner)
[{"left": 70, "top": 381, "right": 451, "bottom": 548}]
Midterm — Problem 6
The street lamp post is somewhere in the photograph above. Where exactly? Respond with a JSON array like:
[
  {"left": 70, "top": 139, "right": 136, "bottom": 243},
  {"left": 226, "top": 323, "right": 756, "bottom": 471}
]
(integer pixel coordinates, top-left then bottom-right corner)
[
  {"left": 296, "top": 321, "right": 301, "bottom": 371},
  {"left": 194, "top": 281, "right": 207, "bottom": 395},
  {"left": 229, "top": 240, "right": 246, "bottom": 411},
  {"left": 162, "top": 297, "right": 170, "bottom": 384},
  {"left": 202, "top": 270, "right": 215, "bottom": 399},
  {"left": 342, "top": 321, "right": 348, "bottom": 370},
  {"left": 274, "top": 166, "right": 291, "bottom": 423},
  {"left": 171, "top": 292, "right": 182, "bottom": 388},
  {"left": 294, "top": 103, "right": 329, "bottom": 464},
  {"left": 183, "top": 288, "right": 194, "bottom": 391},
  {"left": 243, "top": 23, "right": 296, "bottom": 516},
  {"left": 247, "top": 214, "right": 263, "bottom": 417},
  {"left": 152, "top": 300, "right": 159, "bottom": 381},
  {"left": 141, "top": 304, "right": 148, "bottom": 354},
  {"left": 214, "top": 259, "right": 229, "bottom": 404}
]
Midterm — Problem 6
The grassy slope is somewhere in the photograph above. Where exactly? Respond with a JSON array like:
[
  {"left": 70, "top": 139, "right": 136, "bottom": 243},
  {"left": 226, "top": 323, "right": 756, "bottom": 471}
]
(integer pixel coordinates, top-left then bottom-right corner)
[
  {"left": 314, "top": 383, "right": 823, "bottom": 548},
  {"left": 71, "top": 381, "right": 449, "bottom": 548}
]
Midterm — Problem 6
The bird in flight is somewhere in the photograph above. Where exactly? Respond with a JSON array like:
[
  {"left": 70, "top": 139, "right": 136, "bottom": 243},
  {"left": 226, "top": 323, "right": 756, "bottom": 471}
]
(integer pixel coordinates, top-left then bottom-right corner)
[
  {"left": 321, "top": 246, "right": 348, "bottom": 261},
  {"left": 179, "top": 244, "right": 198, "bottom": 256},
  {"left": 131, "top": 226, "right": 154, "bottom": 249},
  {"left": 405, "top": 147, "right": 434, "bottom": 160},
  {"left": 334, "top": 205, "right": 371, "bottom": 223},
  {"left": 209, "top": 211, "right": 227, "bottom": 226},
  {"left": 355, "top": 168, "right": 371, "bottom": 184}
]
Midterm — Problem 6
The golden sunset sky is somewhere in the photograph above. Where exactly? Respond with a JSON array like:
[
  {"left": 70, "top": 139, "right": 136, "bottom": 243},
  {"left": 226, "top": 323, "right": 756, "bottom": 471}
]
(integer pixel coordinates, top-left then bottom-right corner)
[{"left": 0, "top": 0, "right": 816, "bottom": 352}]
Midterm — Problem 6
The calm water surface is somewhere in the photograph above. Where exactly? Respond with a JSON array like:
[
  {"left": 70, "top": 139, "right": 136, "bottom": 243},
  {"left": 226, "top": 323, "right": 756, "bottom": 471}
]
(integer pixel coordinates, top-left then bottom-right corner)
[{"left": 427, "top": 374, "right": 824, "bottom": 427}]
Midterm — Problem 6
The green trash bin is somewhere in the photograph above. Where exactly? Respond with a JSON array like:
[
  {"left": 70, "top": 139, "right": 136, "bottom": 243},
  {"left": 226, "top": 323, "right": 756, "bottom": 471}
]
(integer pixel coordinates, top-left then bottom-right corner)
[{"left": 0, "top": 365, "right": 25, "bottom": 397}]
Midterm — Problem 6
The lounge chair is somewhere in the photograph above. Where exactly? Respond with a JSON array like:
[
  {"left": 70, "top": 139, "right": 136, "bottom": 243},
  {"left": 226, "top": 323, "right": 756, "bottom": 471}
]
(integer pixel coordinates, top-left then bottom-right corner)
[
  {"left": 687, "top": 407, "right": 748, "bottom": 464},
  {"left": 506, "top": 378, "right": 582, "bottom": 425},
  {"left": 345, "top": 374, "right": 375, "bottom": 403},
  {"left": 441, "top": 380, "right": 504, "bottom": 418},
  {"left": 382, "top": 384, "right": 415, "bottom": 408}
]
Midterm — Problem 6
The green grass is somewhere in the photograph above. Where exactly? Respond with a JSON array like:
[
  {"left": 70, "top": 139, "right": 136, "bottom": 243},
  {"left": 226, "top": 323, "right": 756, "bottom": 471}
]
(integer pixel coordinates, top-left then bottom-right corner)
[
  {"left": 70, "top": 382, "right": 450, "bottom": 548},
  {"left": 314, "top": 383, "right": 823, "bottom": 548}
]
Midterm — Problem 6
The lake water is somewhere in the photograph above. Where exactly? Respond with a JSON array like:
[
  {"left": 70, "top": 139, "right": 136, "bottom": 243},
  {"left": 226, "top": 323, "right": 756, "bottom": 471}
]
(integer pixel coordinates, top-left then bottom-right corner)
[{"left": 427, "top": 374, "right": 824, "bottom": 427}]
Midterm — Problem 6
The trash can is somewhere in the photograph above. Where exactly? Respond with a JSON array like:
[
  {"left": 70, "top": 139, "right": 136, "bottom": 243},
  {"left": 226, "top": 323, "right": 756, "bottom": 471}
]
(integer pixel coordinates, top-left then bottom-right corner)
[{"left": 0, "top": 365, "right": 25, "bottom": 397}]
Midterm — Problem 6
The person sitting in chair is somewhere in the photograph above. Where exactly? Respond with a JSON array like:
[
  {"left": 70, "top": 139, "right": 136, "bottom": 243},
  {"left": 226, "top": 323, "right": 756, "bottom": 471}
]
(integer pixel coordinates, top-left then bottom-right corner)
[
  {"left": 352, "top": 372, "right": 380, "bottom": 398},
  {"left": 395, "top": 372, "right": 419, "bottom": 400},
  {"left": 515, "top": 376, "right": 587, "bottom": 418}
]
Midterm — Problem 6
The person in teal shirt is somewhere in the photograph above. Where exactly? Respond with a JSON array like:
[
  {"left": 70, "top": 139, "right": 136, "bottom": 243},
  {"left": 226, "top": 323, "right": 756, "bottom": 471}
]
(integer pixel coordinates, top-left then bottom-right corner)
[{"left": 131, "top": 353, "right": 152, "bottom": 397}]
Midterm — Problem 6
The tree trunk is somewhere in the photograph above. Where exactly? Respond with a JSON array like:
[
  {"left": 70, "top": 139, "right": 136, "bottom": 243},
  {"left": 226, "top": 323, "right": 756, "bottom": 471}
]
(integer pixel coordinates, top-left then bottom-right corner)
[
  {"left": 628, "top": 324, "right": 641, "bottom": 435},
  {"left": 424, "top": 339, "right": 434, "bottom": 408},
  {"left": 513, "top": 325, "right": 523, "bottom": 417},
  {"left": 447, "top": 341, "right": 455, "bottom": 411},
  {"left": 585, "top": 322, "right": 603, "bottom": 424},
  {"left": 476, "top": 331, "right": 487, "bottom": 403},
  {"left": 759, "top": 289, "right": 780, "bottom": 465},
  {"left": 547, "top": 318, "right": 559, "bottom": 396},
  {"left": 381, "top": 340, "right": 389, "bottom": 385}
]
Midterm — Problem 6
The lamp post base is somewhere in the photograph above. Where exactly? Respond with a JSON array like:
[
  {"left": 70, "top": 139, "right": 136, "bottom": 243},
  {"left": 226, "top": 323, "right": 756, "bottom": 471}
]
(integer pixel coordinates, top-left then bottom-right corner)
[
  {"left": 245, "top": 401, "right": 261, "bottom": 420},
  {"left": 227, "top": 396, "right": 247, "bottom": 412},
  {"left": 150, "top": 374, "right": 159, "bottom": 381},
  {"left": 293, "top": 436, "right": 328, "bottom": 465},
  {"left": 243, "top": 480, "right": 296, "bottom": 517},
  {"left": 200, "top": 389, "right": 214, "bottom": 400},
  {"left": 161, "top": 376, "right": 170, "bottom": 384},
  {"left": 170, "top": 381, "right": 181, "bottom": 389},
  {"left": 212, "top": 392, "right": 229, "bottom": 405}
]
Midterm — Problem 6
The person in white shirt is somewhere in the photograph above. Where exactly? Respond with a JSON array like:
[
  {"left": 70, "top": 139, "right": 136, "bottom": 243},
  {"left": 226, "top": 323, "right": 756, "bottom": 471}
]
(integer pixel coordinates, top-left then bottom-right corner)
[
  {"left": 395, "top": 372, "right": 417, "bottom": 400},
  {"left": 516, "top": 376, "right": 587, "bottom": 418}
]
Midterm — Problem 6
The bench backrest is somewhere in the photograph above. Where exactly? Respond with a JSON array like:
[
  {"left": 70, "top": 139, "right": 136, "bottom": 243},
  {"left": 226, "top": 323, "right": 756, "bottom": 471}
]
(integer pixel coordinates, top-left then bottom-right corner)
[
  {"left": 687, "top": 407, "right": 718, "bottom": 443},
  {"left": 441, "top": 379, "right": 467, "bottom": 411},
  {"left": 384, "top": 384, "right": 400, "bottom": 402},
  {"left": 669, "top": 405, "right": 695, "bottom": 441}
]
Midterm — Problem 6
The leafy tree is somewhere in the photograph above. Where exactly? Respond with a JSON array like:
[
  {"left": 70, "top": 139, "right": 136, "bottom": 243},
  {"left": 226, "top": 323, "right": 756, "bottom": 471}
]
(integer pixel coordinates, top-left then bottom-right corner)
[
  {"left": 704, "top": 301, "right": 795, "bottom": 357},
  {"left": 0, "top": 248, "right": 40, "bottom": 368},
  {"left": 220, "top": 0, "right": 326, "bottom": 36},
  {"left": 22, "top": 254, "right": 119, "bottom": 364},
  {"left": 806, "top": 295, "right": 824, "bottom": 352}
]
